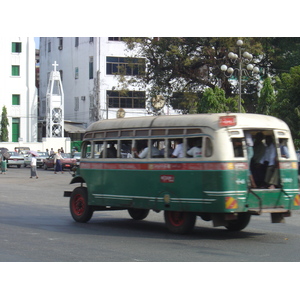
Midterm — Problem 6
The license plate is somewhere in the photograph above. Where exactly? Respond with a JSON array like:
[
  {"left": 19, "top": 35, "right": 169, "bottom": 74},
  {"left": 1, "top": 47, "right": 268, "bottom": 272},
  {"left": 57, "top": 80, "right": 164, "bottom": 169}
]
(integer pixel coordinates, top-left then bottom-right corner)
[{"left": 65, "top": 164, "right": 70, "bottom": 167}]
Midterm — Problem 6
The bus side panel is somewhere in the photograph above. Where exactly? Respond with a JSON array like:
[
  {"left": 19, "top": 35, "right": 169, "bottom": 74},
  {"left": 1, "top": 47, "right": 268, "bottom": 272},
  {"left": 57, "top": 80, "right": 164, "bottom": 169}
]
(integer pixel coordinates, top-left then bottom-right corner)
[{"left": 79, "top": 164, "right": 249, "bottom": 214}]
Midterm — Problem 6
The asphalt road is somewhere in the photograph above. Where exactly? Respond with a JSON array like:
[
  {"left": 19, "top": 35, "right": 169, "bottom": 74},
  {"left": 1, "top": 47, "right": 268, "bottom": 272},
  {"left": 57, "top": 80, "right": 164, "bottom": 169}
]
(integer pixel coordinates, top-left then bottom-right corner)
[{"left": 1, "top": 166, "right": 300, "bottom": 262}]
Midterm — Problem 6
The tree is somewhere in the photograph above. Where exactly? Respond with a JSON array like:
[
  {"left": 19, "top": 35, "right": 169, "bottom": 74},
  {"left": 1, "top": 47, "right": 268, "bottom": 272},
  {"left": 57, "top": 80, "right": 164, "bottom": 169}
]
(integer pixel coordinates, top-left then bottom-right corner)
[
  {"left": 122, "top": 37, "right": 264, "bottom": 112},
  {"left": 198, "top": 87, "right": 239, "bottom": 113},
  {"left": 256, "top": 77, "right": 276, "bottom": 115},
  {"left": 273, "top": 66, "right": 300, "bottom": 147},
  {"left": 0, "top": 106, "right": 9, "bottom": 142}
]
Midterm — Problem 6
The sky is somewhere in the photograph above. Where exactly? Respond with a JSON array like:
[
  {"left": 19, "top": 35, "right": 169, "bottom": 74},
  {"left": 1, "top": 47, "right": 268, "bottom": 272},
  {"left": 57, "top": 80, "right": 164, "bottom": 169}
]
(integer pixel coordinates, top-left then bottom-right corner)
[{"left": 34, "top": 37, "right": 39, "bottom": 49}]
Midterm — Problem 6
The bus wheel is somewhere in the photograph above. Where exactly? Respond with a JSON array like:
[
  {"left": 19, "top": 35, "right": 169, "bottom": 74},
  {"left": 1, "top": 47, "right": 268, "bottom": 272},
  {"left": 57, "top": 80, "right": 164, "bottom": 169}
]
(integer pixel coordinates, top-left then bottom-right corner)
[
  {"left": 164, "top": 211, "right": 196, "bottom": 234},
  {"left": 70, "top": 187, "right": 93, "bottom": 223},
  {"left": 128, "top": 208, "right": 149, "bottom": 220},
  {"left": 225, "top": 213, "right": 251, "bottom": 231}
]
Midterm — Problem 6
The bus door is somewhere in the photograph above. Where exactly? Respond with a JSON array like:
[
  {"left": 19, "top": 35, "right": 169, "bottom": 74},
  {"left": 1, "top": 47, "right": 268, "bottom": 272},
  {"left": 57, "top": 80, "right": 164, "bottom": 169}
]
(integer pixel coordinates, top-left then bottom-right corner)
[
  {"left": 273, "top": 129, "right": 293, "bottom": 188},
  {"left": 229, "top": 130, "right": 248, "bottom": 194}
]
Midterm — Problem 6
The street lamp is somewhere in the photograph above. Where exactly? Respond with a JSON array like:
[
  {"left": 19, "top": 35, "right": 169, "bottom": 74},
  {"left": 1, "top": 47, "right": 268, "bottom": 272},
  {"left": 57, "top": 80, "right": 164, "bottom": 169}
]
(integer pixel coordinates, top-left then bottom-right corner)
[{"left": 221, "top": 39, "right": 260, "bottom": 113}]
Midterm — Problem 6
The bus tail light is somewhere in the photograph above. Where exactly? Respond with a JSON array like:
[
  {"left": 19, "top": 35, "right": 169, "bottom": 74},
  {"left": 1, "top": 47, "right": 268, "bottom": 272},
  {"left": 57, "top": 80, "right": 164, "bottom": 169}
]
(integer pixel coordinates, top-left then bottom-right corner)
[
  {"left": 294, "top": 195, "right": 300, "bottom": 206},
  {"left": 225, "top": 197, "right": 238, "bottom": 209}
]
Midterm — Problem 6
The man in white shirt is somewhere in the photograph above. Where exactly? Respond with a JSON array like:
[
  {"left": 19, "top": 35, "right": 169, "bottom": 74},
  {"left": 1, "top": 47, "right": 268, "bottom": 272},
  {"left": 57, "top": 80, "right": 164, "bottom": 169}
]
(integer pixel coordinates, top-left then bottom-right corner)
[
  {"left": 172, "top": 139, "right": 184, "bottom": 158},
  {"left": 260, "top": 135, "right": 277, "bottom": 188},
  {"left": 187, "top": 138, "right": 202, "bottom": 158}
]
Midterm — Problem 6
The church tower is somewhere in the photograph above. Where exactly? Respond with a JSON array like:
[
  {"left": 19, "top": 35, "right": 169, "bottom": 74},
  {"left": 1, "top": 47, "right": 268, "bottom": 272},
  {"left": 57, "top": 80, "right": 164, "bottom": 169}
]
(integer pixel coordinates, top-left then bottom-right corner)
[{"left": 46, "top": 61, "right": 64, "bottom": 137}]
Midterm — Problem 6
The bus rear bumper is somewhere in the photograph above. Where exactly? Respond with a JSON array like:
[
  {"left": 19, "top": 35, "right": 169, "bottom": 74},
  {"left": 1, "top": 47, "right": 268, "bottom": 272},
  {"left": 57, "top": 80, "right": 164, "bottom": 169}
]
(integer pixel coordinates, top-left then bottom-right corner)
[{"left": 248, "top": 208, "right": 291, "bottom": 223}]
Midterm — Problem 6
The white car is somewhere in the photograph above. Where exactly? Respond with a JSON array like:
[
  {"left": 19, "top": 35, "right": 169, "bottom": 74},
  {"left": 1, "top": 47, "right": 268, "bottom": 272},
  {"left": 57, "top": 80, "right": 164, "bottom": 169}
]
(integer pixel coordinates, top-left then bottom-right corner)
[
  {"left": 7, "top": 151, "right": 24, "bottom": 168},
  {"left": 24, "top": 152, "right": 49, "bottom": 168}
]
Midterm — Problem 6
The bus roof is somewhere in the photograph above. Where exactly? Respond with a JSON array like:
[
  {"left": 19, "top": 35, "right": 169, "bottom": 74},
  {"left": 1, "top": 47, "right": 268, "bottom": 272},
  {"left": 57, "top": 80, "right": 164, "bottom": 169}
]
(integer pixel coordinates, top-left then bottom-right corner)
[{"left": 86, "top": 113, "right": 289, "bottom": 132}]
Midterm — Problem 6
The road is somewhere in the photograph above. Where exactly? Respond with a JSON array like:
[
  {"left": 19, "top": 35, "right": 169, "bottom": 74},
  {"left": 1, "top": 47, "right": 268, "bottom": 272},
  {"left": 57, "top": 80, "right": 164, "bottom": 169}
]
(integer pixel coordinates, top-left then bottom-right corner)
[{"left": 1, "top": 166, "right": 300, "bottom": 262}]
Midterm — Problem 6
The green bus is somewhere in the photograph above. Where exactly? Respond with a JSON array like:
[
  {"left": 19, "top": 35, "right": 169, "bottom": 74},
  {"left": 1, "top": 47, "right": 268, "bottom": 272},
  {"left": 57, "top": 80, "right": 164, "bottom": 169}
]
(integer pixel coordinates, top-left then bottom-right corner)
[{"left": 64, "top": 113, "right": 300, "bottom": 234}]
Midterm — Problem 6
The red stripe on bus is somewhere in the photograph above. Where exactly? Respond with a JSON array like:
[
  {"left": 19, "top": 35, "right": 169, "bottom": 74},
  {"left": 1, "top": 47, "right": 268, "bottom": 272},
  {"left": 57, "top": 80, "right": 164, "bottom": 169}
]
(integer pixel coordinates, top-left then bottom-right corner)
[{"left": 80, "top": 162, "right": 248, "bottom": 171}]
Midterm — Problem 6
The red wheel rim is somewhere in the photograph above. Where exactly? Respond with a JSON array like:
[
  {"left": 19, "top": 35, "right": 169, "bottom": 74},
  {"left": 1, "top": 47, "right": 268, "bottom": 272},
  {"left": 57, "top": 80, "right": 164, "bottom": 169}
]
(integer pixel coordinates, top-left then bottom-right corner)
[
  {"left": 72, "top": 194, "right": 85, "bottom": 216},
  {"left": 168, "top": 212, "right": 185, "bottom": 227}
]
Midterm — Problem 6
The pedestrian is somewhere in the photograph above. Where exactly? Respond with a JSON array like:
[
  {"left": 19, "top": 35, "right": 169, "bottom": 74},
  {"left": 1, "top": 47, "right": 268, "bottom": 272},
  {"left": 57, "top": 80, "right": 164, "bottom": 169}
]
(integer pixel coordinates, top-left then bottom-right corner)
[
  {"left": 60, "top": 147, "right": 64, "bottom": 153},
  {"left": 0, "top": 154, "right": 7, "bottom": 174},
  {"left": 30, "top": 154, "right": 38, "bottom": 179},
  {"left": 50, "top": 148, "right": 55, "bottom": 155},
  {"left": 54, "top": 150, "right": 64, "bottom": 174}
]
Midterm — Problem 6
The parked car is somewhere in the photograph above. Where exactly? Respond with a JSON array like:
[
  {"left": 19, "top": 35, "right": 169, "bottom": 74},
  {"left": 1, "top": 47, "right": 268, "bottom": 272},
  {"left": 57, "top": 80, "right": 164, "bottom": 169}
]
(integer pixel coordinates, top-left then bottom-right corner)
[
  {"left": 72, "top": 152, "right": 81, "bottom": 165},
  {"left": 24, "top": 152, "right": 49, "bottom": 168},
  {"left": 7, "top": 151, "right": 24, "bottom": 168},
  {"left": 43, "top": 153, "right": 76, "bottom": 170}
]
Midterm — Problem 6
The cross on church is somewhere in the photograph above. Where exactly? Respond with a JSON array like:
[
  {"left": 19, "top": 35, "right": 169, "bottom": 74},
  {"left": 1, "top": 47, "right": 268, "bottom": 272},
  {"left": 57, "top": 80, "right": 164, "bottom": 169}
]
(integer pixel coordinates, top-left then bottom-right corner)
[{"left": 52, "top": 61, "right": 59, "bottom": 72}]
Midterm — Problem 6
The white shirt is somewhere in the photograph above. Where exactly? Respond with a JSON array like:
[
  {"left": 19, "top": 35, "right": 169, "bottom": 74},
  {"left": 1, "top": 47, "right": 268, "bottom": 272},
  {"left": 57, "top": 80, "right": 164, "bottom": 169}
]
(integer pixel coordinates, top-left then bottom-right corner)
[
  {"left": 172, "top": 143, "right": 184, "bottom": 158},
  {"left": 187, "top": 147, "right": 202, "bottom": 158},
  {"left": 31, "top": 156, "right": 37, "bottom": 166},
  {"left": 138, "top": 146, "right": 160, "bottom": 158},
  {"left": 260, "top": 143, "right": 276, "bottom": 166}
]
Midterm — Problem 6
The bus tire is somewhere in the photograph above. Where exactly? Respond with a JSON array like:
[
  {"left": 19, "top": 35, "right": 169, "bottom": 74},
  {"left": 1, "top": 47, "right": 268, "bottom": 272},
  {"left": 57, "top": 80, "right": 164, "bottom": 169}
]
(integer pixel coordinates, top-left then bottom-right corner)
[
  {"left": 70, "top": 187, "right": 93, "bottom": 223},
  {"left": 128, "top": 208, "right": 149, "bottom": 220},
  {"left": 164, "top": 211, "right": 196, "bottom": 234},
  {"left": 225, "top": 213, "right": 251, "bottom": 231}
]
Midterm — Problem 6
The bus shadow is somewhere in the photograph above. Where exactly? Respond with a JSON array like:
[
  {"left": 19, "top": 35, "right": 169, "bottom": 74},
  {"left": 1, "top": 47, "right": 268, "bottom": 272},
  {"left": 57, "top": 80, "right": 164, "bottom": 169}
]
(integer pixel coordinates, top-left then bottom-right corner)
[{"left": 71, "top": 217, "right": 264, "bottom": 241}]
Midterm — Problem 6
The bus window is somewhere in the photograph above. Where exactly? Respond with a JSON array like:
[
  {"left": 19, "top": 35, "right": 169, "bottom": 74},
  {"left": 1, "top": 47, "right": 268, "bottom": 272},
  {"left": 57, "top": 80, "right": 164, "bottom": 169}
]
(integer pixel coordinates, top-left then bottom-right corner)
[
  {"left": 106, "top": 141, "right": 117, "bottom": 158},
  {"left": 204, "top": 137, "right": 213, "bottom": 157},
  {"left": 94, "top": 141, "right": 104, "bottom": 158},
  {"left": 82, "top": 141, "right": 91, "bottom": 158},
  {"left": 232, "top": 138, "right": 244, "bottom": 157},
  {"left": 171, "top": 139, "right": 184, "bottom": 158},
  {"left": 150, "top": 139, "right": 164, "bottom": 158},
  {"left": 120, "top": 140, "right": 133, "bottom": 158},
  {"left": 134, "top": 140, "right": 149, "bottom": 158},
  {"left": 279, "top": 138, "right": 290, "bottom": 158},
  {"left": 187, "top": 137, "right": 202, "bottom": 158}
]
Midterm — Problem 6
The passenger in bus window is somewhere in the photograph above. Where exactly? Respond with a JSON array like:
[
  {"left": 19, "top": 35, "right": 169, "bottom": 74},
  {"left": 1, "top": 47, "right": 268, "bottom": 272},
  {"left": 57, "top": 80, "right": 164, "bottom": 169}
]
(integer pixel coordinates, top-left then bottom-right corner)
[
  {"left": 133, "top": 140, "right": 160, "bottom": 158},
  {"left": 251, "top": 132, "right": 266, "bottom": 187},
  {"left": 107, "top": 141, "right": 117, "bottom": 158},
  {"left": 171, "top": 139, "right": 184, "bottom": 158},
  {"left": 279, "top": 138, "right": 290, "bottom": 158},
  {"left": 121, "top": 141, "right": 132, "bottom": 158},
  {"left": 187, "top": 138, "right": 202, "bottom": 158}
]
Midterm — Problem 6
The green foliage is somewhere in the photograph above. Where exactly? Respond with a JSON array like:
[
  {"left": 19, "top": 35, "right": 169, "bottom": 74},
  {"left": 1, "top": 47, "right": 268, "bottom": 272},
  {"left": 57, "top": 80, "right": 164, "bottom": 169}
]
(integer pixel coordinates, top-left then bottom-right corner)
[
  {"left": 257, "top": 77, "right": 276, "bottom": 115},
  {"left": 198, "top": 87, "right": 239, "bottom": 113},
  {"left": 273, "top": 66, "right": 300, "bottom": 146},
  {"left": 0, "top": 106, "right": 9, "bottom": 142}
]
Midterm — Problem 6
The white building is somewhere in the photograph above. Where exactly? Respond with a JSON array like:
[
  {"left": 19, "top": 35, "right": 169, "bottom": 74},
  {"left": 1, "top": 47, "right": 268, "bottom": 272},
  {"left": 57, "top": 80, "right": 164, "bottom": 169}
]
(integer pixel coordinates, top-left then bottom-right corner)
[
  {"left": 39, "top": 37, "right": 155, "bottom": 135},
  {"left": 0, "top": 37, "right": 38, "bottom": 142}
]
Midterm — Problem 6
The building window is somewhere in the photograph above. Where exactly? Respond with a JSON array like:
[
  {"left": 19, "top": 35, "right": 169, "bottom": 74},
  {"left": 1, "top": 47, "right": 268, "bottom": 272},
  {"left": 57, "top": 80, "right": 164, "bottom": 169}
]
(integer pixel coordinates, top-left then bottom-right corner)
[
  {"left": 75, "top": 67, "right": 79, "bottom": 79},
  {"left": 12, "top": 42, "right": 22, "bottom": 53},
  {"left": 106, "top": 57, "right": 145, "bottom": 76},
  {"left": 12, "top": 94, "right": 20, "bottom": 105},
  {"left": 89, "top": 56, "right": 93, "bottom": 79},
  {"left": 48, "top": 40, "right": 51, "bottom": 52},
  {"left": 108, "top": 37, "right": 124, "bottom": 41},
  {"left": 58, "top": 37, "right": 63, "bottom": 50},
  {"left": 89, "top": 37, "right": 94, "bottom": 43},
  {"left": 12, "top": 65, "right": 20, "bottom": 76},
  {"left": 107, "top": 90, "right": 146, "bottom": 109},
  {"left": 75, "top": 97, "right": 79, "bottom": 111},
  {"left": 75, "top": 37, "right": 79, "bottom": 47},
  {"left": 12, "top": 118, "right": 20, "bottom": 142}
]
